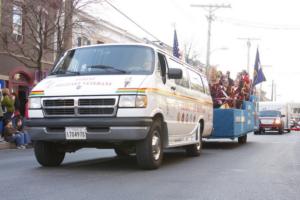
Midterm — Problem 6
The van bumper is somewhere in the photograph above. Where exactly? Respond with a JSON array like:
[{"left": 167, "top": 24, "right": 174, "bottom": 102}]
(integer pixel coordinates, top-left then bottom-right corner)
[{"left": 25, "top": 117, "right": 152, "bottom": 142}]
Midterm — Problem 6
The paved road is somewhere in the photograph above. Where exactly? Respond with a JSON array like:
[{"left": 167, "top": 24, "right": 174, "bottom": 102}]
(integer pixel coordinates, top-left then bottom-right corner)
[{"left": 0, "top": 132, "right": 300, "bottom": 200}]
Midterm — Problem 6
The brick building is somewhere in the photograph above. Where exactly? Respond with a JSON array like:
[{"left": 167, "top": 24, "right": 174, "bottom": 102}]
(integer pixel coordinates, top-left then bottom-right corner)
[{"left": 0, "top": 0, "right": 60, "bottom": 115}]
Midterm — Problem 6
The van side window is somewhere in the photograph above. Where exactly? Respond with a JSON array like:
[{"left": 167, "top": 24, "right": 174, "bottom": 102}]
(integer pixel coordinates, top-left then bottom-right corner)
[
  {"left": 200, "top": 75, "right": 211, "bottom": 95},
  {"left": 168, "top": 59, "right": 189, "bottom": 88},
  {"left": 188, "top": 70, "right": 205, "bottom": 93},
  {"left": 158, "top": 53, "right": 167, "bottom": 84}
]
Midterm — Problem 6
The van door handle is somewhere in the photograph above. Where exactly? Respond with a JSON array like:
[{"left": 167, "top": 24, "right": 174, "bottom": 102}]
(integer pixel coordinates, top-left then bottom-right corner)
[{"left": 171, "top": 86, "right": 176, "bottom": 91}]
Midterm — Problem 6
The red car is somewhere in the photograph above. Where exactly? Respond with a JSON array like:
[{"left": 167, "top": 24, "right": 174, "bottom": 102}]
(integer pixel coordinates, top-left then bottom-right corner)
[{"left": 255, "top": 110, "right": 289, "bottom": 134}]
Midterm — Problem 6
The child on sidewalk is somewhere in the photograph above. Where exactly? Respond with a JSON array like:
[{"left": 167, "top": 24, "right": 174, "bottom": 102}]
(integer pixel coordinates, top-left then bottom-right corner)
[
  {"left": 15, "top": 116, "right": 31, "bottom": 146},
  {"left": 3, "top": 119, "right": 31, "bottom": 149}
]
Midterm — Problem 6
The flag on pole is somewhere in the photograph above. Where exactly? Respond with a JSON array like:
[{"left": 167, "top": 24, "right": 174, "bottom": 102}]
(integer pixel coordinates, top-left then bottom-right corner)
[
  {"left": 253, "top": 48, "right": 266, "bottom": 86},
  {"left": 173, "top": 29, "right": 180, "bottom": 58}
]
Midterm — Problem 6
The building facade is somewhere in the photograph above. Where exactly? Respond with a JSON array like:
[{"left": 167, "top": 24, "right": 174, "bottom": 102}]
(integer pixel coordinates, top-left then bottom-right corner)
[
  {"left": 0, "top": 1, "right": 173, "bottom": 116},
  {"left": 0, "top": 0, "right": 60, "bottom": 115}
]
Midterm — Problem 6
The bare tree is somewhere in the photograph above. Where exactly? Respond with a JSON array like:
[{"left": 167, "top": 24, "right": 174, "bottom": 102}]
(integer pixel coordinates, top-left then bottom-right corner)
[
  {"left": 183, "top": 42, "right": 203, "bottom": 68},
  {"left": 0, "top": 0, "right": 101, "bottom": 81}
]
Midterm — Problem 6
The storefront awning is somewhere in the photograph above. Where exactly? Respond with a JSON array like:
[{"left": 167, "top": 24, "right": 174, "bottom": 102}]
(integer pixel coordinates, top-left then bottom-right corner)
[{"left": 0, "top": 74, "right": 9, "bottom": 80}]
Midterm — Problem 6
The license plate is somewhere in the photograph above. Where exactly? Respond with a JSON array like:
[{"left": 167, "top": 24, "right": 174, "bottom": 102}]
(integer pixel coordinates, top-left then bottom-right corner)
[
  {"left": 262, "top": 120, "right": 273, "bottom": 124},
  {"left": 65, "top": 127, "right": 87, "bottom": 140}
]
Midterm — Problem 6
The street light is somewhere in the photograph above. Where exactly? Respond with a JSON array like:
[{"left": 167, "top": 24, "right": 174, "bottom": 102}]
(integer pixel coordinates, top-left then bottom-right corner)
[{"left": 210, "top": 47, "right": 228, "bottom": 55}]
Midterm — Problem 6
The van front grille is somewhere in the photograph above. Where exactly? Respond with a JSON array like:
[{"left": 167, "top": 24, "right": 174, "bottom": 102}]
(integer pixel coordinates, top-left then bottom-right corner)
[
  {"left": 42, "top": 96, "right": 118, "bottom": 117},
  {"left": 78, "top": 108, "right": 114, "bottom": 115},
  {"left": 44, "top": 108, "right": 75, "bottom": 116},
  {"left": 44, "top": 99, "right": 74, "bottom": 107},
  {"left": 79, "top": 99, "right": 115, "bottom": 106}
]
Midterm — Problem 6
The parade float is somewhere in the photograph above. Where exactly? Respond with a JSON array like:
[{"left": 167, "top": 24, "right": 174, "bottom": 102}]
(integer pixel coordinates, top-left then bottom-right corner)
[{"left": 208, "top": 67, "right": 258, "bottom": 143}]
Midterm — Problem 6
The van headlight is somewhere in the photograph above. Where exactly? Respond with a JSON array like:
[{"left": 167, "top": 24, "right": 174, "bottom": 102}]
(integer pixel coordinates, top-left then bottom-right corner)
[
  {"left": 119, "top": 95, "right": 147, "bottom": 108},
  {"left": 29, "top": 98, "right": 41, "bottom": 109}
]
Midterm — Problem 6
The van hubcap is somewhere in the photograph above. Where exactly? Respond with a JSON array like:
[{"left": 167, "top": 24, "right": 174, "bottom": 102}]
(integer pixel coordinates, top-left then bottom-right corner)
[{"left": 152, "top": 131, "right": 161, "bottom": 161}]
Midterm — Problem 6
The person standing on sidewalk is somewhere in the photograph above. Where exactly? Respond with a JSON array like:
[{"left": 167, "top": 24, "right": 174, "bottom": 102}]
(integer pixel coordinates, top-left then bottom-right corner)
[{"left": 1, "top": 88, "right": 15, "bottom": 121}]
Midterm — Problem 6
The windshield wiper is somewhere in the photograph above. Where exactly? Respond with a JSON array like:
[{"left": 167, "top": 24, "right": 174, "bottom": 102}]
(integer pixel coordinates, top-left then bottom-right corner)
[
  {"left": 87, "top": 65, "right": 127, "bottom": 74},
  {"left": 50, "top": 69, "right": 80, "bottom": 75}
]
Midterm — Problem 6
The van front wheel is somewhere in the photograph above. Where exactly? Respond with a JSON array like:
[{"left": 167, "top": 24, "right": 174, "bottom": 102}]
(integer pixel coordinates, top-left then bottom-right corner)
[
  {"left": 136, "top": 120, "right": 163, "bottom": 170},
  {"left": 34, "top": 141, "right": 65, "bottom": 167}
]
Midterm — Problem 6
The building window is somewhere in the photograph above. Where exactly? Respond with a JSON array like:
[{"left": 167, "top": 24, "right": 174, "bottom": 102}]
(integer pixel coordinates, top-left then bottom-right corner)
[
  {"left": 82, "top": 36, "right": 91, "bottom": 45},
  {"left": 77, "top": 36, "right": 91, "bottom": 46},
  {"left": 12, "top": 4, "right": 23, "bottom": 41},
  {"left": 77, "top": 37, "right": 82, "bottom": 46}
]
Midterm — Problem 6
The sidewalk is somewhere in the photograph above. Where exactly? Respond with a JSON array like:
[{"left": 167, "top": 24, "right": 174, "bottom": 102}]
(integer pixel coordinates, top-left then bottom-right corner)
[{"left": 0, "top": 138, "right": 16, "bottom": 150}]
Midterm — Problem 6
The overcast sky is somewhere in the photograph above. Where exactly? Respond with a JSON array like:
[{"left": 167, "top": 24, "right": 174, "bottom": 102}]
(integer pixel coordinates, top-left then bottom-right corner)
[{"left": 90, "top": 0, "right": 300, "bottom": 102}]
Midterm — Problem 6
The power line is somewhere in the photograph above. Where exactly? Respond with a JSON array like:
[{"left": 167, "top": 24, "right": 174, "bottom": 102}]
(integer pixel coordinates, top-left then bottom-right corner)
[
  {"left": 104, "top": 0, "right": 162, "bottom": 42},
  {"left": 216, "top": 17, "right": 300, "bottom": 30}
]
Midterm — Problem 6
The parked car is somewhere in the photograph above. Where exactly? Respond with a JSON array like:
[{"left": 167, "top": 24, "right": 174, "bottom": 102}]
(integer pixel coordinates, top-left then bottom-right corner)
[{"left": 255, "top": 110, "right": 287, "bottom": 134}]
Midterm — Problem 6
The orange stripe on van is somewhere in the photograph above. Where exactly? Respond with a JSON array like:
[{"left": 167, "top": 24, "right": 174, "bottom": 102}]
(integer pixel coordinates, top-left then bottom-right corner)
[{"left": 116, "top": 88, "right": 213, "bottom": 105}]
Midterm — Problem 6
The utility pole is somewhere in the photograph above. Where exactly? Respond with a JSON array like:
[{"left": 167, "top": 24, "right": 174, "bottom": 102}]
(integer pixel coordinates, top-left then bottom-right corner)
[
  {"left": 238, "top": 38, "right": 260, "bottom": 74},
  {"left": 271, "top": 80, "right": 277, "bottom": 102},
  {"left": 191, "top": 4, "right": 231, "bottom": 74}
]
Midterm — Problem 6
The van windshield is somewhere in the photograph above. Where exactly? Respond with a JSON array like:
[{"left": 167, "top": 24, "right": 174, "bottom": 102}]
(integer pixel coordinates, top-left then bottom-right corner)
[{"left": 51, "top": 45, "right": 155, "bottom": 76}]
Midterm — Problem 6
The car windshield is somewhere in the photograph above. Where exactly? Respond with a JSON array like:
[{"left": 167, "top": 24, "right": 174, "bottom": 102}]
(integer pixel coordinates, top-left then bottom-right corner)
[
  {"left": 259, "top": 110, "right": 281, "bottom": 117},
  {"left": 50, "top": 45, "right": 155, "bottom": 76}
]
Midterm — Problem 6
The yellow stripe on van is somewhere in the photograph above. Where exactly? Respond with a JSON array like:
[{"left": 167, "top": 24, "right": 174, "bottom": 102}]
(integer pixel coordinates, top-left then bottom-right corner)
[
  {"left": 30, "top": 90, "right": 45, "bottom": 96},
  {"left": 116, "top": 88, "right": 146, "bottom": 93},
  {"left": 116, "top": 88, "right": 213, "bottom": 105}
]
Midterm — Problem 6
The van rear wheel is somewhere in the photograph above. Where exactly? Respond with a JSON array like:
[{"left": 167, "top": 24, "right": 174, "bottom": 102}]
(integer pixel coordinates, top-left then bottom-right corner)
[
  {"left": 185, "top": 123, "right": 203, "bottom": 156},
  {"left": 136, "top": 119, "right": 163, "bottom": 170}
]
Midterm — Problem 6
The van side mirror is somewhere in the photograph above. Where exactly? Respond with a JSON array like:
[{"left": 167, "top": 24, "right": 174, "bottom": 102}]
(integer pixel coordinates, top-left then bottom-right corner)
[{"left": 168, "top": 68, "right": 182, "bottom": 79}]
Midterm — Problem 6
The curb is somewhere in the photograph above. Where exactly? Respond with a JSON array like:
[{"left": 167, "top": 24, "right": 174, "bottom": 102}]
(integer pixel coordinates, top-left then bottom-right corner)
[{"left": 0, "top": 141, "right": 16, "bottom": 150}]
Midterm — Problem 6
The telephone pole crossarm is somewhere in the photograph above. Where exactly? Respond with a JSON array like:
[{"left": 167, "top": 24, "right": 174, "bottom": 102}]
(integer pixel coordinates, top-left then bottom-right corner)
[{"left": 191, "top": 4, "right": 231, "bottom": 74}]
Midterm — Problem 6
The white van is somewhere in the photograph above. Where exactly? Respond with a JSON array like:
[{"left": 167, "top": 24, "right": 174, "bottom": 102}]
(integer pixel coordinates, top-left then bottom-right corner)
[{"left": 26, "top": 44, "right": 213, "bottom": 169}]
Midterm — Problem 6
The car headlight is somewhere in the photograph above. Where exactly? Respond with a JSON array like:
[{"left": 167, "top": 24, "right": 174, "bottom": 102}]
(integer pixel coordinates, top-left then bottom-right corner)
[
  {"left": 29, "top": 98, "right": 41, "bottom": 109},
  {"left": 274, "top": 118, "right": 281, "bottom": 124},
  {"left": 119, "top": 95, "right": 147, "bottom": 108}
]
